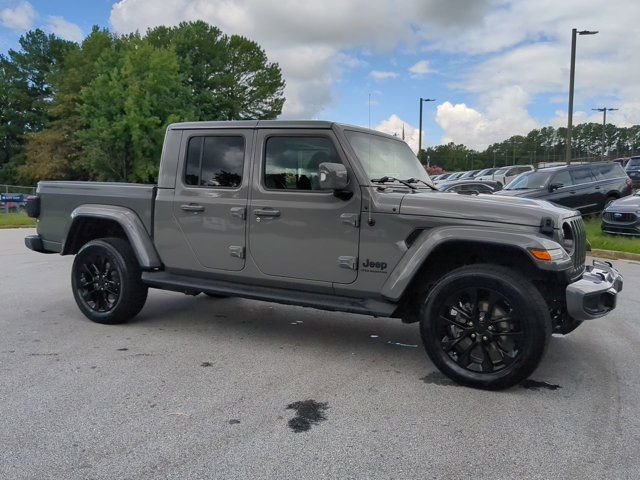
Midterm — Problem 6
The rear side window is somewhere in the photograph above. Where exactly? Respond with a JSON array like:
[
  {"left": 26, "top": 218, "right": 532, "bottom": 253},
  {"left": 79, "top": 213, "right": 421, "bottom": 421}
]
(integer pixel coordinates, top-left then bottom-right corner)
[
  {"left": 184, "top": 136, "right": 245, "bottom": 188},
  {"left": 570, "top": 168, "right": 595, "bottom": 184},
  {"left": 264, "top": 136, "right": 342, "bottom": 191},
  {"left": 593, "top": 163, "right": 624, "bottom": 180}
]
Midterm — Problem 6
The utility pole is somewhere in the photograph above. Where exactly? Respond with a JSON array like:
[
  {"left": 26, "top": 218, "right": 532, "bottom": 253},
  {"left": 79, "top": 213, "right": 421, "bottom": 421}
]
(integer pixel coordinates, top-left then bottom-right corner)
[
  {"left": 565, "top": 28, "right": 598, "bottom": 164},
  {"left": 418, "top": 97, "right": 436, "bottom": 156},
  {"left": 592, "top": 107, "right": 618, "bottom": 159}
]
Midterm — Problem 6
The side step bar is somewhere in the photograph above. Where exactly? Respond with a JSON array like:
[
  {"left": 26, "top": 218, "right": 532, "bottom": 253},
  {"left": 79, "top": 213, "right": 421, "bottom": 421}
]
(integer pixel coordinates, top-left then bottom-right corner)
[{"left": 141, "top": 271, "right": 397, "bottom": 317}]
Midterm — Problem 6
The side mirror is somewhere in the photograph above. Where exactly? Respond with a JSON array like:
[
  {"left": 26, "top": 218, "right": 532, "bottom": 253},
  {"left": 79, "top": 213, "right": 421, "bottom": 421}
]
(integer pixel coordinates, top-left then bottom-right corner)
[
  {"left": 549, "top": 183, "right": 563, "bottom": 192},
  {"left": 319, "top": 162, "right": 348, "bottom": 190},
  {"left": 319, "top": 162, "right": 352, "bottom": 200}
]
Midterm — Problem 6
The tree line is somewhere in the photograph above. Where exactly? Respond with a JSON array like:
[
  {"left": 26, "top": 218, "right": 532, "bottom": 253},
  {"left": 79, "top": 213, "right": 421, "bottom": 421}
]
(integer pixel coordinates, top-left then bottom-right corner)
[
  {"left": 0, "top": 21, "right": 285, "bottom": 185},
  {"left": 420, "top": 123, "right": 640, "bottom": 172}
]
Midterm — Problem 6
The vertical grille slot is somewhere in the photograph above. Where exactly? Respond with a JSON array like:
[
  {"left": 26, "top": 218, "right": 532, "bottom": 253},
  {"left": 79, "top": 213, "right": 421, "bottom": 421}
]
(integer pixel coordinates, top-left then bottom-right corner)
[{"left": 568, "top": 217, "right": 586, "bottom": 276}]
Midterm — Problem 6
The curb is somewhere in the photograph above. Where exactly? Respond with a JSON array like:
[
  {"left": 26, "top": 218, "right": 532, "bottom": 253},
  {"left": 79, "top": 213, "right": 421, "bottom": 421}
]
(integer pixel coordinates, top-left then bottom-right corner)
[{"left": 590, "top": 248, "right": 640, "bottom": 262}]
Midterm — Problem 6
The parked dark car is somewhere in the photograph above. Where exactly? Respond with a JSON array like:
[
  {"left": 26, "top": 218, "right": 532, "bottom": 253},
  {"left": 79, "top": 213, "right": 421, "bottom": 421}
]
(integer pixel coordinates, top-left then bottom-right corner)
[
  {"left": 602, "top": 192, "right": 640, "bottom": 236},
  {"left": 437, "top": 180, "right": 503, "bottom": 194},
  {"left": 495, "top": 162, "right": 632, "bottom": 214},
  {"left": 624, "top": 156, "right": 640, "bottom": 188}
]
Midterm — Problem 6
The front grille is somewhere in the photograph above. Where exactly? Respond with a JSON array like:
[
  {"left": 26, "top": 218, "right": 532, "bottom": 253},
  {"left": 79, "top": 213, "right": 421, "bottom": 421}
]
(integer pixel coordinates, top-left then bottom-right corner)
[
  {"left": 568, "top": 217, "right": 586, "bottom": 277},
  {"left": 603, "top": 211, "right": 637, "bottom": 223}
]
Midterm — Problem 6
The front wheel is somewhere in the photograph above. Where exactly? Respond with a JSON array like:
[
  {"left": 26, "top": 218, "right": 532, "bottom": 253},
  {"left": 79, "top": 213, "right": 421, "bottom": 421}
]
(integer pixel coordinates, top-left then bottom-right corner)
[
  {"left": 71, "top": 237, "right": 148, "bottom": 324},
  {"left": 420, "top": 265, "right": 551, "bottom": 390}
]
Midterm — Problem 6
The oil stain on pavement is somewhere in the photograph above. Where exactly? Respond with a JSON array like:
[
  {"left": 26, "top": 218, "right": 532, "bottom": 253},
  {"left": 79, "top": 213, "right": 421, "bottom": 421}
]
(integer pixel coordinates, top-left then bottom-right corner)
[
  {"left": 286, "top": 400, "right": 328, "bottom": 433},
  {"left": 421, "top": 371, "right": 461, "bottom": 387},
  {"left": 520, "top": 379, "right": 561, "bottom": 391}
]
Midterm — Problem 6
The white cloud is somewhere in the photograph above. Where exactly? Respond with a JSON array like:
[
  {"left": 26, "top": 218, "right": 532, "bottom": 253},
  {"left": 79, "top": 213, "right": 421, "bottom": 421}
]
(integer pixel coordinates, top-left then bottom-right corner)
[
  {"left": 108, "top": 0, "right": 490, "bottom": 119},
  {"left": 408, "top": 59, "right": 430, "bottom": 78},
  {"left": 107, "top": 0, "right": 640, "bottom": 137},
  {"left": 435, "top": 87, "right": 538, "bottom": 150},
  {"left": 375, "top": 114, "right": 422, "bottom": 153},
  {"left": 0, "top": 1, "right": 35, "bottom": 30},
  {"left": 369, "top": 70, "right": 398, "bottom": 81},
  {"left": 45, "top": 16, "right": 83, "bottom": 42}
]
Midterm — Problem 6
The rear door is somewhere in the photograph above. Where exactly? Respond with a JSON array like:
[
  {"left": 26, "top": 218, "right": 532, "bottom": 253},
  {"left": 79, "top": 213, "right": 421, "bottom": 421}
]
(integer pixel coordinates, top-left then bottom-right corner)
[
  {"left": 569, "top": 167, "right": 599, "bottom": 213},
  {"left": 173, "top": 129, "right": 254, "bottom": 271},
  {"left": 248, "top": 129, "right": 361, "bottom": 284}
]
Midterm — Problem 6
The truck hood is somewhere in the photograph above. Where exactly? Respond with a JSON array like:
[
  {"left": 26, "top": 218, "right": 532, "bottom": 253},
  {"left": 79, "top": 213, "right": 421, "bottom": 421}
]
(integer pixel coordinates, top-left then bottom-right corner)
[{"left": 399, "top": 191, "right": 576, "bottom": 227}]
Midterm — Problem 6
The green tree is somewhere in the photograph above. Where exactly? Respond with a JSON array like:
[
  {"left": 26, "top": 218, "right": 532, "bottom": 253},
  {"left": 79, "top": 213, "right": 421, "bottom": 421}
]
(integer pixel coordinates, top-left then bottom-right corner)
[
  {"left": 20, "top": 27, "right": 115, "bottom": 182},
  {"left": 146, "top": 21, "right": 285, "bottom": 120},
  {"left": 79, "top": 38, "right": 193, "bottom": 182},
  {"left": 0, "top": 29, "right": 74, "bottom": 183}
]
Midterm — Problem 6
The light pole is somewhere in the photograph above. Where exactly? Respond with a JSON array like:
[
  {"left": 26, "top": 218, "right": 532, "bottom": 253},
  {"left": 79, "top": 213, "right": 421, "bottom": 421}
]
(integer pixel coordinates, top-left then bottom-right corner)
[
  {"left": 592, "top": 107, "right": 618, "bottom": 159},
  {"left": 418, "top": 97, "right": 436, "bottom": 156},
  {"left": 565, "top": 28, "right": 598, "bottom": 164}
]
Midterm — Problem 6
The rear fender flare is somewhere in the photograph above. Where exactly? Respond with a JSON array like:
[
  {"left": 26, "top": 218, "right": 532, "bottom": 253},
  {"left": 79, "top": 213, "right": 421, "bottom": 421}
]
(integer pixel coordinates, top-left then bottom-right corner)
[{"left": 63, "top": 204, "right": 162, "bottom": 269}]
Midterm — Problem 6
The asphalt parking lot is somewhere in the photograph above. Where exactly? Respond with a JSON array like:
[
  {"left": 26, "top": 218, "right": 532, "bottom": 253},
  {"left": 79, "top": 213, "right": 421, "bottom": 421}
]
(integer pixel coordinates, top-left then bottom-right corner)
[{"left": 2, "top": 228, "right": 640, "bottom": 479}]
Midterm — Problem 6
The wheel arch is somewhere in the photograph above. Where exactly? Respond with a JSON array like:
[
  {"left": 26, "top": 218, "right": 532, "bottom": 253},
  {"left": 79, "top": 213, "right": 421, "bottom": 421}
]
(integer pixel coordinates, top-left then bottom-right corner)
[
  {"left": 62, "top": 205, "right": 162, "bottom": 269},
  {"left": 382, "top": 226, "right": 562, "bottom": 303}
]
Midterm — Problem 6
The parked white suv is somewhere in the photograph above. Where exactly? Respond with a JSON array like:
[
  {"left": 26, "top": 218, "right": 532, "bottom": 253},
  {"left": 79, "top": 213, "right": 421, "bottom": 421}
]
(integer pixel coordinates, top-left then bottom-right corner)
[{"left": 478, "top": 165, "right": 534, "bottom": 187}]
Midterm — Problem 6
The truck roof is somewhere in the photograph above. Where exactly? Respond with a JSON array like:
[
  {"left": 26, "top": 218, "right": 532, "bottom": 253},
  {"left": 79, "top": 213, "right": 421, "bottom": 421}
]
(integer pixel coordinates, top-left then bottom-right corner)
[{"left": 167, "top": 120, "right": 400, "bottom": 140}]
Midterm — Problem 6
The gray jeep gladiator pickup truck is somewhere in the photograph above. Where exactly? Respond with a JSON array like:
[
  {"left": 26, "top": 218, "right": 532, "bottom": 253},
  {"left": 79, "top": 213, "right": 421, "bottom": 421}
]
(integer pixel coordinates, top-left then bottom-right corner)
[{"left": 24, "top": 121, "right": 623, "bottom": 389}]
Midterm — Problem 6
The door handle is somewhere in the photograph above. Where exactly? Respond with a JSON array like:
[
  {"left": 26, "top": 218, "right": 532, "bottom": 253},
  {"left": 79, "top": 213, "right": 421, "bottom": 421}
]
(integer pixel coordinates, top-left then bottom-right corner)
[
  {"left": 253, "top": 208, "right": 281, "bottom": 217},
  {"left": 595, "top": 186, "right": 601, "bottom": 190},
  {"left": 181, "top": 204, "right": 205, "bottom": 212},
  {"left": 569, "top": 191, "right": 576, "bottom": 194}
]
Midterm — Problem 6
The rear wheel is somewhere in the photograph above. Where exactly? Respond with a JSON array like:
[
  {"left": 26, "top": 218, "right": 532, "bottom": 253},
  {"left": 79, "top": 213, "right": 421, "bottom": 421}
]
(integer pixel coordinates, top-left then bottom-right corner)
[
  {"left": 71, "top": 237, "right": 148, "bottom": 324},
  {"left": 420, "top": 265, "right": 551, "bottom": 390}
]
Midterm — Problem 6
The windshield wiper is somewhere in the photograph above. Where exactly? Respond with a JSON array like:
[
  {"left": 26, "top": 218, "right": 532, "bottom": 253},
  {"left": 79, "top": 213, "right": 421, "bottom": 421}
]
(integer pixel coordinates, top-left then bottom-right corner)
[
  {"left": 406, "top": 177, "right": 438, "bottom": 191},
  {"left": 371, "top": 176, "right": 416, "bottom": 190}
]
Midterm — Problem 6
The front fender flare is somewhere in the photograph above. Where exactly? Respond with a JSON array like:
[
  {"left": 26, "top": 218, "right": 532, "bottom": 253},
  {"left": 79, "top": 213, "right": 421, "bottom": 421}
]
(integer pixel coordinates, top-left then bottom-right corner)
[
  {"left": 381, "top": 226, "right": 568, "bottom": 301},
  {"left": 63, "top": 204, "right": 162, "bottom": 269}
]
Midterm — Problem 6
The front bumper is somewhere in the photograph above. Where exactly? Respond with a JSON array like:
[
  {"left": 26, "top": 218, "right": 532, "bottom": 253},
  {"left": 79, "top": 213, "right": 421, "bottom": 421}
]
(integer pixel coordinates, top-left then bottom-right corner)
[{"left": 566, "top": 260, "right": 623, "bottom": 321}]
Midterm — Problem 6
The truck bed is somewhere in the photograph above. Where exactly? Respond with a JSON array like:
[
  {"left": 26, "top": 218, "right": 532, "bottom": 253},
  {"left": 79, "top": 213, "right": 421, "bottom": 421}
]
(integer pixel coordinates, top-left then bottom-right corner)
[{"left": 36, "top": 181, "right": 156, "bottom": 252}]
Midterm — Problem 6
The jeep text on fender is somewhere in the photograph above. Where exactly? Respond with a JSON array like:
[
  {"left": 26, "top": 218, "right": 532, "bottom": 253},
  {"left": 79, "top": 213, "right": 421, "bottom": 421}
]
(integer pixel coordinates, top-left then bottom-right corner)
[{"left": 24, "top": 120, "right": 623, "bottom": 390}]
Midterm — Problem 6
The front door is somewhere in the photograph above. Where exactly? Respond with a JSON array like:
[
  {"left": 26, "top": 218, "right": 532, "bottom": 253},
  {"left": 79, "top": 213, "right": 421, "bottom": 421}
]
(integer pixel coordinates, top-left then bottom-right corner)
[
  {"left": 249, "top": 130, "right": 361, "bottom": 284},
  {"left": 173, "top": 129, "right": 254, "bottom": 271}
]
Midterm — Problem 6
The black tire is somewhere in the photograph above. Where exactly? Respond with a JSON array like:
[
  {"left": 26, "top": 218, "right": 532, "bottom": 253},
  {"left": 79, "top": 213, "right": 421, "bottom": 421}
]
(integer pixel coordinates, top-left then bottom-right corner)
[
  {"left": 71, "top": 237, "right": 148, "bottom": 324},
  {"left": 420, "top": 264, "right": 551, "bottom": 390}
]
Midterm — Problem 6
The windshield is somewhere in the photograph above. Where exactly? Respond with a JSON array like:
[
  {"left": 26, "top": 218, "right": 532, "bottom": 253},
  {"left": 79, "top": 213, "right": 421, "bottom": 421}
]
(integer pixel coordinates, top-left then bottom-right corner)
[
  {"left": 345, "top": 131, "right": 430, "bottom": 183},
  {"left": 494, "top": 168, "right": 508, "bottom": 175},
  {"left": 626, "top": 158, "right": 640, "bottom": 169},
  {"left": 476, "top": 168, "right": 495, "bottom": 177},
  {"left": 505, "top": 171, "right": 550, "bottom": 190}
]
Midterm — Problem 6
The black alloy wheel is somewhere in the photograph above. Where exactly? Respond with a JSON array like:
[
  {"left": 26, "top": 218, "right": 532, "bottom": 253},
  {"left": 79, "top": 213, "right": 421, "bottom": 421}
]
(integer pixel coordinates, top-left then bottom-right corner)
[
  {"left": 420, "top": 264, "right": 551, "bottom": 390},
  {"left": 75, "top": 252, "right": 121, "bottom": 313},
  {"left": 71, "top": 237, "right": 148, "bottom": 324},
  {"left": 436, "top": 287, "right": 522, "bottom": 374}
]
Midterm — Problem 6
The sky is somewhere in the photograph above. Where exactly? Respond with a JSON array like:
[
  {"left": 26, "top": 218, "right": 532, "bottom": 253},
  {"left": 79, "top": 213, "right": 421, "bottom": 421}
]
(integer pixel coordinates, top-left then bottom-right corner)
[{"left": 1, "top": 0, "right": 639, "bottom": 152}]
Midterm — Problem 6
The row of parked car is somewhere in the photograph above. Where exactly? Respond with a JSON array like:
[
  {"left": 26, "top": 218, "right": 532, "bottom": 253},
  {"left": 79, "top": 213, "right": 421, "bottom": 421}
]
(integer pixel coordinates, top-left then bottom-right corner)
[{"left": 431, "top": 157, "right": 640, "bottom": 236}]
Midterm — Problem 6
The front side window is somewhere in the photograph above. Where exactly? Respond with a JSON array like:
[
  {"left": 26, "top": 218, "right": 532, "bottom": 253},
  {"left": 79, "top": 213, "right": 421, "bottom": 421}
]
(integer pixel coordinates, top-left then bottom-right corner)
[
  {"left": 264, "top": 136, "right": 342, "bottom": 191},
  {"left": 185, "top": 136, "right": 245, "bottom": 188},
  {"left": 551, "top": 170, "right": 573, "bottom": 187}
]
